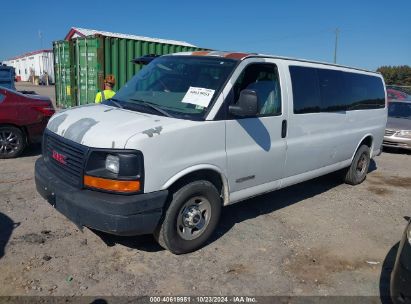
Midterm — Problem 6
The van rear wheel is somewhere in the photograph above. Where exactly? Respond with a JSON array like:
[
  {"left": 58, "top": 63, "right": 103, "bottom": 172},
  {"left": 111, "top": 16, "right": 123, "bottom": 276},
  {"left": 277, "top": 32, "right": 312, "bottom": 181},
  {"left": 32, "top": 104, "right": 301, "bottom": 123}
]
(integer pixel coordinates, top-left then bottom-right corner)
[
  {"left": 154, "top": 180, "right": 222, "bottom": 254},
  {"left": 344, "top": 145, "right": 371, "bottom": 185}
]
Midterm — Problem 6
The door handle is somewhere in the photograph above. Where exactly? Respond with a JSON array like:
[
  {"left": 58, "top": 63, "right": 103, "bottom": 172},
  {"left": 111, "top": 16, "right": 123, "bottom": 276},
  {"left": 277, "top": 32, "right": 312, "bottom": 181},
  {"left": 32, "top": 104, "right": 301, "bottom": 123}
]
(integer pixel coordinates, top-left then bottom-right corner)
[{"left": 281, "top": 119, "right": 287, "bottom": 138}]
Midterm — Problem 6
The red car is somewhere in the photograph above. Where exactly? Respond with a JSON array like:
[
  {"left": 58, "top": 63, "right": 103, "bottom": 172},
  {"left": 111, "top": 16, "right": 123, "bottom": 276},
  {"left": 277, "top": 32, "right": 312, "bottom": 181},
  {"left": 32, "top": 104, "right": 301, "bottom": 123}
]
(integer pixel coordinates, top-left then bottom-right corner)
[
  {"left": 387, "top": 88, "right": 410, "bottom": 101},
  {"left": 0, "top": 87, "right": 55, "bottom": 158}
]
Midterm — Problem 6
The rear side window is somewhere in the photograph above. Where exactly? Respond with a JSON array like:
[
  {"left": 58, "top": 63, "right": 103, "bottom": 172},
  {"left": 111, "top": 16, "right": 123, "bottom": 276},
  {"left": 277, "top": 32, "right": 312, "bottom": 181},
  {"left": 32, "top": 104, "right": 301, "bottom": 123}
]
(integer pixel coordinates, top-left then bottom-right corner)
[
  {"left": 290, "top": 66, "right": 385, "bottom": 114},
  {"left": 0, "top": 93, "right": 5, "bottom": 103},
  {"left": 318, "top": 69, "right": 346, "bottom": 112},
  {"left": 343, "top": 72, "right": 385, "bottom": 110}
]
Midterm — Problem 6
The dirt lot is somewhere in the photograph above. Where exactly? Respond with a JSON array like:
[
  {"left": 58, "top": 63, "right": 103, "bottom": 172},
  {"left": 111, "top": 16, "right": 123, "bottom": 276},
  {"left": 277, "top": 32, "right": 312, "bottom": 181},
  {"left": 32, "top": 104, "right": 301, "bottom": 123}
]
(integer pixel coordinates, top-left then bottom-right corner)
[{"left": 0, "top": 145, "right": 410, "bottom": 298}]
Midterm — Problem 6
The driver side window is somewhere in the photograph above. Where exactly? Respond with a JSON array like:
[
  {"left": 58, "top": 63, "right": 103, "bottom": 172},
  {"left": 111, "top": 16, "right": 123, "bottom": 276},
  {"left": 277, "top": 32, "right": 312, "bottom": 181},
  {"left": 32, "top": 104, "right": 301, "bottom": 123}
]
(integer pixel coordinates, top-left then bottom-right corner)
[{"left": 232, "top": 63, "right": 282, "bottom": 116}]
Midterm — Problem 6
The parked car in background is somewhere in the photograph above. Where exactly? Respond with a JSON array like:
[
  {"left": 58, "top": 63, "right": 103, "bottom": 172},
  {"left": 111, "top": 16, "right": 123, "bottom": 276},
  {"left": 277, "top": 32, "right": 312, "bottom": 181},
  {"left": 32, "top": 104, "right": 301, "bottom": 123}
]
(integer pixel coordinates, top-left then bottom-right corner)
[
  {"left": 0, "top": 65, "right": 16, "bottom": 90},
  {"left": 387, "top": 88, "right": 411, "bottom": 101},
  {"left": 391, "top": 218, "right": 411, "bottom": 304},
  {"left": 383, "top": 101, "right": 411, "bottom": 151},
  {"left": 0, "top": 87, "right": 55, "bottom": 158}
]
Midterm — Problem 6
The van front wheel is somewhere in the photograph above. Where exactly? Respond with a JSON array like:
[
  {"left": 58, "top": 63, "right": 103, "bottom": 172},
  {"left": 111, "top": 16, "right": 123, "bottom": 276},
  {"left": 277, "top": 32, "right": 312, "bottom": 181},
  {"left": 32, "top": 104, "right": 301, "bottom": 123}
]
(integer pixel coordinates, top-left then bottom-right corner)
[
  {"left": 344, "top": 145, "right": 371, "bottom": 185},
  {"left": 154, "top": 180, "right": 222, "bottom": 254}
]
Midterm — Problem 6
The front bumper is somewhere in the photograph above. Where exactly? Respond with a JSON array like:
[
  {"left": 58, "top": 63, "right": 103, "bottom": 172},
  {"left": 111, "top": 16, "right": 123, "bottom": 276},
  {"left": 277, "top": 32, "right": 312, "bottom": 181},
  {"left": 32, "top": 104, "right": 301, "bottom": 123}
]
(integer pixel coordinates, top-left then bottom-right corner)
[
  {"left": 35, "top": 157, "right": 168, "bottom": 236},
  {"left": 383, "top": 135, "right": 411, "bottom": 150},
  {"left": 391, "top": 225, "right": 411, "bottom": 303}
]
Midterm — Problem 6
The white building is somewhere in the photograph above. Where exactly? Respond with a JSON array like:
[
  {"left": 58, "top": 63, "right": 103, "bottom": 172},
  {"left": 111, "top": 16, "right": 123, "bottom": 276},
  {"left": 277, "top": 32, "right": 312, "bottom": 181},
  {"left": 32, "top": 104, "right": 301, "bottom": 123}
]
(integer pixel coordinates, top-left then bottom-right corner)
[{"left": 3, "top": 50, "right": 54, "bottom": 83}]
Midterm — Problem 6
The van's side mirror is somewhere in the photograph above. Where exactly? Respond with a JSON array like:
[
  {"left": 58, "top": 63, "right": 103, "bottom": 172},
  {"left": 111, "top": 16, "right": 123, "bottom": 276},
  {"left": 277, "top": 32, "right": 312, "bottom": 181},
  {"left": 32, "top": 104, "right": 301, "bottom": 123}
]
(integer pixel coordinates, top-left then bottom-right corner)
[{"left": 229, "top": 89, "right": 258, "bottom": 117}]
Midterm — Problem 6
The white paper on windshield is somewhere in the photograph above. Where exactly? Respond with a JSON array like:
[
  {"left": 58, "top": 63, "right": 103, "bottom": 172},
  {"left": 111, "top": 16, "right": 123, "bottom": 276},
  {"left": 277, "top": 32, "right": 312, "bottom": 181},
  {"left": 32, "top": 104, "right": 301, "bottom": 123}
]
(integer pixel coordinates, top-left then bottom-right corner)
[{"left": 181, "top": 87, "right": 215, "bottom": 108}]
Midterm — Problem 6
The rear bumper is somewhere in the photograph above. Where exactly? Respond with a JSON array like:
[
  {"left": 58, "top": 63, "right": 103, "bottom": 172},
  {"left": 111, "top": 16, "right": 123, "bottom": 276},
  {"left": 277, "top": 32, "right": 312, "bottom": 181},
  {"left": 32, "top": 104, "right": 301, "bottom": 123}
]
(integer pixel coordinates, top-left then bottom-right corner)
[{"left": 35, "top": 157, "right": 168, "bottom": 236}]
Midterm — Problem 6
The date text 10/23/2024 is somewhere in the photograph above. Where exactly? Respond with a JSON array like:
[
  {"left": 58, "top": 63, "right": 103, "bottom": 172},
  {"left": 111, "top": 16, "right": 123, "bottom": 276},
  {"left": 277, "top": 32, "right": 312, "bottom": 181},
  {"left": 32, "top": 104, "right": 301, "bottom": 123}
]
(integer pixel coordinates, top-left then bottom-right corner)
[{"left": 149, "top": 296, "right": 257, "bottom": 303}]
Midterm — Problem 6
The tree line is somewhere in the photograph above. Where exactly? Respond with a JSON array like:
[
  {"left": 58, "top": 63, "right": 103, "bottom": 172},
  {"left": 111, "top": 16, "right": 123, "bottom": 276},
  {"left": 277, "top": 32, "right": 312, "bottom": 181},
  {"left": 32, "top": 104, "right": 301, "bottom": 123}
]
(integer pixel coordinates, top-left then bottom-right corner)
[{"left": 376, "top": 65, "right": 411, "bottom": 87}]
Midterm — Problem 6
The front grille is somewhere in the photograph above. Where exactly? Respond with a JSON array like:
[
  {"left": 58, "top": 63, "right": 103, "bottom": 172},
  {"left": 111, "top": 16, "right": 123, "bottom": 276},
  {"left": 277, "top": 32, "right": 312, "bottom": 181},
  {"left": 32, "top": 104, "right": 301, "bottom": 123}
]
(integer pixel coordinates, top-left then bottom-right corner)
[
  {"left": 385, "top": 129, "right": 397, "bottom": 136},
  {"left": 43, "top": 131, "right": 88, "bottom": 187}
]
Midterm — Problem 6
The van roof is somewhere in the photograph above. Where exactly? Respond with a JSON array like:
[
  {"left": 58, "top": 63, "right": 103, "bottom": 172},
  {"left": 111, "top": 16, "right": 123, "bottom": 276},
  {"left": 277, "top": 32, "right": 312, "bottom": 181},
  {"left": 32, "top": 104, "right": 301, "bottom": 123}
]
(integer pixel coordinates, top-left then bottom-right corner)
[{"left": 171, "top": 51, "right": 379, "bottom": 75}]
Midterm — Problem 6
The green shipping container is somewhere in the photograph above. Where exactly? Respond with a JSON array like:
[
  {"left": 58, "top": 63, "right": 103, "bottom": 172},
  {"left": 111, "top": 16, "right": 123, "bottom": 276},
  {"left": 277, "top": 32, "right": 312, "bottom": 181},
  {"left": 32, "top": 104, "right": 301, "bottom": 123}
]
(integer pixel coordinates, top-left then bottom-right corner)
[
  {"left": 73, "top": 37, "right": 104, "bottom": 105},
  {"left": 53, "top": 41, "right": 74, "bottom": 108},
  {"left": 55, "top": 34, "right": 207, "bottom": 106}
]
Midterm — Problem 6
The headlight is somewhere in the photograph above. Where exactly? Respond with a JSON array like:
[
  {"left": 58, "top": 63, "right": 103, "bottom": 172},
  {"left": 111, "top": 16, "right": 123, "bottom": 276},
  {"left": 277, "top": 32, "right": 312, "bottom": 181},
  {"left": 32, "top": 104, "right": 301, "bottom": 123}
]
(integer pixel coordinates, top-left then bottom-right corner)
[
  {"left": 84, "top": 150, "right": 144, "bottom": 194},
  {"left": 105, "top": 155, "right": 120, "bottom": 174},
  {"left": 398, "top": 130, "right": 411, "bottom": 138}
]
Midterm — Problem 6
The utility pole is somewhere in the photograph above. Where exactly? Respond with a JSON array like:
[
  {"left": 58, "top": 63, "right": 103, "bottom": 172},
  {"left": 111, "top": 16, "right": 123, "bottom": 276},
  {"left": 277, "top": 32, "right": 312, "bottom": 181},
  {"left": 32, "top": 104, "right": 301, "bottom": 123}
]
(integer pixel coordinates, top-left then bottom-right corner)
[
  {"left": 38, "top": 30, "right": 43, "bottom": 49},
  {"left": 334, "top": 28, "right": 339, "bottom": 64}
]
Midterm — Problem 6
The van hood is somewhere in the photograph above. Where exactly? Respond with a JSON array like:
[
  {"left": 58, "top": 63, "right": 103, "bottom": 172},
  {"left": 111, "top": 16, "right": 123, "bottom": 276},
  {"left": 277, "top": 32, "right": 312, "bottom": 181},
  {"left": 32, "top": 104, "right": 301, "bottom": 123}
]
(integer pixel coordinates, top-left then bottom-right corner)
[{"left": 47, "top": 104, "right": 181, "bottom": 148}]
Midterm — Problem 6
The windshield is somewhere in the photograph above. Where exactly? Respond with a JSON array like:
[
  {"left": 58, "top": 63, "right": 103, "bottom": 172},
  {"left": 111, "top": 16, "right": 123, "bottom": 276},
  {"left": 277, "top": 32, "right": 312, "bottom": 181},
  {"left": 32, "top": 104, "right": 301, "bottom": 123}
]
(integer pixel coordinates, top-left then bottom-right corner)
[
  {"left": 388, "top": 102, "right": 411, "bottom": 119},
  {"left": 110, "top": 56, "right": 237, "bottom": 119}
]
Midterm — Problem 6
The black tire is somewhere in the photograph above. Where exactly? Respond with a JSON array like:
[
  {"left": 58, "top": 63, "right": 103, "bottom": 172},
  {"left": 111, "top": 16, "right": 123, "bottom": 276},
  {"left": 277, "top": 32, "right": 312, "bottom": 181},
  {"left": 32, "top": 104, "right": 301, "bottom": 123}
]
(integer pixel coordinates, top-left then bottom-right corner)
[
  {"left": 344, "top": 145, "right": 371, "bottom": 185},
  {"left": 154, "top": 180, "right": 222, "bottom": 254},
  {"left": 0, "top": 126, "right": 25, "bottom": 159}
]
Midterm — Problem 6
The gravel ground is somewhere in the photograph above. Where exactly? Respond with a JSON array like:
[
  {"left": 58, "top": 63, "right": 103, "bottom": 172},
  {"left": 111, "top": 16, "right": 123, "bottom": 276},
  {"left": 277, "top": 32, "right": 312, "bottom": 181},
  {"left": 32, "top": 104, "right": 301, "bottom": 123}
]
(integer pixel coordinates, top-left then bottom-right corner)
[{"left": 0, "top": 147, "right": 410, "bottom": 298}]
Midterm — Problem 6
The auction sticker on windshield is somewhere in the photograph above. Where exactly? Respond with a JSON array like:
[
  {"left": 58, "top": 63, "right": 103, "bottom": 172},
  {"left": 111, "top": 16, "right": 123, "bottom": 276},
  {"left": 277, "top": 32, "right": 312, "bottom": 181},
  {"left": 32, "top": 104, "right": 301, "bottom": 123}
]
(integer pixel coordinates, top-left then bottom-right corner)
[{"left": 181, "top": 86, "right": 215, "bottom": 108}]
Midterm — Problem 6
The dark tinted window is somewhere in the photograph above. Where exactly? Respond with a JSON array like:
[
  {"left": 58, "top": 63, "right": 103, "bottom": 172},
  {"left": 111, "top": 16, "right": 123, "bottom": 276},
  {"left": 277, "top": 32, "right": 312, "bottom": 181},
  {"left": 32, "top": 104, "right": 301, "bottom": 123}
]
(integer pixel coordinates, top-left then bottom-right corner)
[
  {"left": 343, "top": 72, "right": 385, "bottom": 110},
  {"left": 290, "top": 66, "right": 385, "bottom": 114},
  {"left": 318, "top": 69, "right": 346, "bottom": 112},
  {"left": 388, "top": 102, "right": 411, "bottom": 119},
  {"left": 289, "top": 66, "right": 320, "bottom": 114}
]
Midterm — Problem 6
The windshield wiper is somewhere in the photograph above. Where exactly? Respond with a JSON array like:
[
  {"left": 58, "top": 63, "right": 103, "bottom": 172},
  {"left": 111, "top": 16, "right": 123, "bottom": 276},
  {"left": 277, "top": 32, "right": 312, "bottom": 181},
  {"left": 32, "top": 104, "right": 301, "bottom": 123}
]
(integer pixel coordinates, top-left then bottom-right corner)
[
  {"left": 106, "top": 98, "right": 124, "bottom": 109},
  {"left": 129, "top": 98, "right": 174, "bottom": 118}
]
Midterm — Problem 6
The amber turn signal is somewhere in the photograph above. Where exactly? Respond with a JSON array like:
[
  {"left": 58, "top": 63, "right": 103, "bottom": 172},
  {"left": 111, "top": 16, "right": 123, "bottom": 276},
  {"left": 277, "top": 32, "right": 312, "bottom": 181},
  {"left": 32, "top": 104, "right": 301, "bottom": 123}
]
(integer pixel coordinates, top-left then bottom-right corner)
[{"left": 84, "top": 175, "right": 140, "bottom": 193}]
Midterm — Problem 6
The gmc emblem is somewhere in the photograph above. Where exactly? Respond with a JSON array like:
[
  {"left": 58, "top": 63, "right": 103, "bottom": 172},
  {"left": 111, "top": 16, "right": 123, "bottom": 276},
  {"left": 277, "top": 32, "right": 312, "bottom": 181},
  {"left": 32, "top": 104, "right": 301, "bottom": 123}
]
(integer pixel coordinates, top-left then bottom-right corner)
[{"left": 52, "top": 150, "right": 67, "bottom": 165}]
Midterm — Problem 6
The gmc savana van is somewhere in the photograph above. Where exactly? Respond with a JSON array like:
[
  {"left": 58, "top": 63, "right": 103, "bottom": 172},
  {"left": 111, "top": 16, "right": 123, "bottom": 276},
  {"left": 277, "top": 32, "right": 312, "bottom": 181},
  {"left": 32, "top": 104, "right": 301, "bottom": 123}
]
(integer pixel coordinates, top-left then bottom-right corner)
[{"left": 35, "top": 51, "right": 387, "bottom": 254}]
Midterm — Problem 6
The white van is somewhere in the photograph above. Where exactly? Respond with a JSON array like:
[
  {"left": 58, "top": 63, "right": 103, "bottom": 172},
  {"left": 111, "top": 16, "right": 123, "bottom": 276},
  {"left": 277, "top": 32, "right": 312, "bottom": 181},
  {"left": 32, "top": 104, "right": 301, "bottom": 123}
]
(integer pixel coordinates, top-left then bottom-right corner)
[{"left": 35, "top": 51, "right": 387, "bottom": 254}]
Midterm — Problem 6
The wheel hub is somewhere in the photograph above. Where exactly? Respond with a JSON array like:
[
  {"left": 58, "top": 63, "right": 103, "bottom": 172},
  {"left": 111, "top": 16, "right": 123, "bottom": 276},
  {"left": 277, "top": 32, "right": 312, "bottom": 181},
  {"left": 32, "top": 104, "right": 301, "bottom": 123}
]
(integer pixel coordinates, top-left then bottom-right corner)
[
  {"left": 0, "top": 131, "right": 18, "bottom": 154},
  {"left": 177, "top": 196, "right": 212, "bottom": 241},
  {"left": 356, "top": 153, "right": 367, "bottom": 173},
  {"left": 182, "top": 206, "right": 203, "bottom": 228}
]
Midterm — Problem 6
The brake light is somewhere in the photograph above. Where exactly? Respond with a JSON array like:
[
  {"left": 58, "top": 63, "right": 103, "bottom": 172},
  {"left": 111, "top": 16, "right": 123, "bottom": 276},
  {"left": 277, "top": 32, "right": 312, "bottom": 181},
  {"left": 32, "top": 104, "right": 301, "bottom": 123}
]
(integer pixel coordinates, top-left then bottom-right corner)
[{"left": 32, "top": 106, "right": 55, "bottom": 116}]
